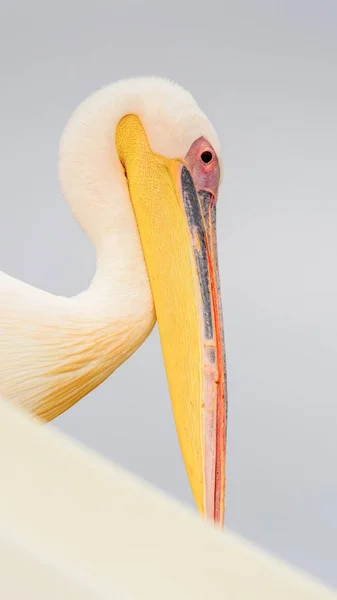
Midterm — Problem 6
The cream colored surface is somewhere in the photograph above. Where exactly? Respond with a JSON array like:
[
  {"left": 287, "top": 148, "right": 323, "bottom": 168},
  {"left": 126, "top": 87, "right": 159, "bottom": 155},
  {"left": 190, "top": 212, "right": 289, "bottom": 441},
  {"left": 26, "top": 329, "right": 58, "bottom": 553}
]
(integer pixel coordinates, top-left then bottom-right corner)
[
  {"left": 0, "top": 76, "right": 220, "bottom": 419},
  {"left": 0, "top": 531, "right": 125, "bottom": 600},
  {"left": 0, "top": 398, "right": 335, "bottom": 600}
]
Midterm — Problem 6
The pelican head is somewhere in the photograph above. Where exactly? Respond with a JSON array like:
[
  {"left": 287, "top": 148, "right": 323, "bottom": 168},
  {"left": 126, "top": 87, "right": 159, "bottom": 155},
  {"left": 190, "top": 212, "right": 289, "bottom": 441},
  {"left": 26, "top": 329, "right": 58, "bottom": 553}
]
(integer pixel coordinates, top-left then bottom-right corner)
[{"left": 2, "top": 77, "right": 227, "bottom": 525}]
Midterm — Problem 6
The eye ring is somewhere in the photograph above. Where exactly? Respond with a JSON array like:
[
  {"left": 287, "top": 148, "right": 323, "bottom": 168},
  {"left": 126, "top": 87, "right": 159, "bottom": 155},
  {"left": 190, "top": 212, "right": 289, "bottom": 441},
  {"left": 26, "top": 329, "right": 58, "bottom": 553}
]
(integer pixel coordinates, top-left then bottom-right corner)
[{"left": 200, "top": 150, "right": 213, "bottom": 164}]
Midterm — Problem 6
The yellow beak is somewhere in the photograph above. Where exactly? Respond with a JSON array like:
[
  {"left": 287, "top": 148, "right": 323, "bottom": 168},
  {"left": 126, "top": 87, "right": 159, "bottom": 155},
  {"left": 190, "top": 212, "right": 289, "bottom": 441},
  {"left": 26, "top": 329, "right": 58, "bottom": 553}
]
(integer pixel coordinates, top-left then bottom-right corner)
[{"left": 116, "top": 115, "right": 227, "bottom": 526}]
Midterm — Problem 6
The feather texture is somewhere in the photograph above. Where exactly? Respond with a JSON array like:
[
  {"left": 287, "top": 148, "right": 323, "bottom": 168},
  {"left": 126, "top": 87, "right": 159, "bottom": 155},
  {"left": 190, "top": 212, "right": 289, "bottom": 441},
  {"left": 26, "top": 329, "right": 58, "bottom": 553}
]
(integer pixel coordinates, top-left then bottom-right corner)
[{"left": 0, "top": 76, "right": 220, "bottom": 420}]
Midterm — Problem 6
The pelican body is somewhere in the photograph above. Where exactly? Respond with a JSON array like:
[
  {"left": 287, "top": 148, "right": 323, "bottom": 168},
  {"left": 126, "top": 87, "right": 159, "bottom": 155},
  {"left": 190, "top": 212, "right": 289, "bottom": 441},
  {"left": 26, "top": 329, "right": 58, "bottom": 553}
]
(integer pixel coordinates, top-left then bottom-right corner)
[{"left": 0, "top": 77, "right": 227, "bottom": 524}]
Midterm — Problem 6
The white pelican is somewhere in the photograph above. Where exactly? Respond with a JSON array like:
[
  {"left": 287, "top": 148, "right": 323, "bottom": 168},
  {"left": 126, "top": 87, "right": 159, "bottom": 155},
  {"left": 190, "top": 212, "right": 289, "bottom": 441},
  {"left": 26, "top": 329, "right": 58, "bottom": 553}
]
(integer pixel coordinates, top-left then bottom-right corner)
[{"left": 0, "top": 77, "right": 227, "bottom": 525}]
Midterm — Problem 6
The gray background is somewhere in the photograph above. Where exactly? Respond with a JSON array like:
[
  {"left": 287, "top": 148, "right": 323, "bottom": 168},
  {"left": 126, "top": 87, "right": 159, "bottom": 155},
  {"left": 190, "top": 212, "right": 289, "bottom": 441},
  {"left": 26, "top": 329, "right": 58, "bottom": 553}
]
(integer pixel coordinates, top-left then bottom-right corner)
[{"left": 1, "top": 0, "right": 336, "bottom": 588}]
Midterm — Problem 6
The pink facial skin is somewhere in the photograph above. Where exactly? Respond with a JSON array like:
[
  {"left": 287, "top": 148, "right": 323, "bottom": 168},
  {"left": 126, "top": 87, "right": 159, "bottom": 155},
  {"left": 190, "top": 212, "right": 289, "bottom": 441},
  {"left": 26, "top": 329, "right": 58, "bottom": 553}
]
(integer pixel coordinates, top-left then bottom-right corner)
[{"left": 185, "top": 137, "right": 220, "bottom": 199}]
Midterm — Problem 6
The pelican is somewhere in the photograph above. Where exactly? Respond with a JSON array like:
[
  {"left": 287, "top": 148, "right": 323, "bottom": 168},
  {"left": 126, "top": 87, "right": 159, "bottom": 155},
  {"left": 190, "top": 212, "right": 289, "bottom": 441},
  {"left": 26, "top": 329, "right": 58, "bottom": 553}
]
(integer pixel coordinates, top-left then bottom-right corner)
[{"left": 0, "top": 77, "right": 227, "bottom": 525}]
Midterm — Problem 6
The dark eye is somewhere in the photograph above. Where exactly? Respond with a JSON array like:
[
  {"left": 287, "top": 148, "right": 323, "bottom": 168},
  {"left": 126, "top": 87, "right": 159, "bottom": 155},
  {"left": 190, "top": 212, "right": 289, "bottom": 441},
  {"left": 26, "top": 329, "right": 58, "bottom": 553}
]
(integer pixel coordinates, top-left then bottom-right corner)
[{"left": 200, "top": 150, "right": 213, "bottom": 164}]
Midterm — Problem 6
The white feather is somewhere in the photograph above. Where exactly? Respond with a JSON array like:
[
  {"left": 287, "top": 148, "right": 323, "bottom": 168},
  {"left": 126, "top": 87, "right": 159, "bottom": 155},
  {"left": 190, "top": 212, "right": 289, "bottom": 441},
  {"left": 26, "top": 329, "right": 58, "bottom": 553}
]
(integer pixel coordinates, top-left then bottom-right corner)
[{"left": 0, "top": 76, "right": 221, "bottom": 420}]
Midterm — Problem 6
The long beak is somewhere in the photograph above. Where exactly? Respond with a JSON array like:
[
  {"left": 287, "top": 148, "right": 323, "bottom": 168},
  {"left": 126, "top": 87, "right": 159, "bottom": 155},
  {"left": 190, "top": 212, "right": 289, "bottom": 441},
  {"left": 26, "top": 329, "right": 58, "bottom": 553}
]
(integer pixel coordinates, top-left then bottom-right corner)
[{"left": 116, "top": 116, "right": 227, "bottom": 526}]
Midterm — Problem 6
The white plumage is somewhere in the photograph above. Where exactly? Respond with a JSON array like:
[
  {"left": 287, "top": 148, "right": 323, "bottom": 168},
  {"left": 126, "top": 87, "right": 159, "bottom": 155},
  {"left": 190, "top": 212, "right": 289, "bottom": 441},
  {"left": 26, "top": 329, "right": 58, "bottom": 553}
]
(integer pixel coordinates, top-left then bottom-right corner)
[{"left": 0, "top": 77, "right": 220, "bottom": 419}]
